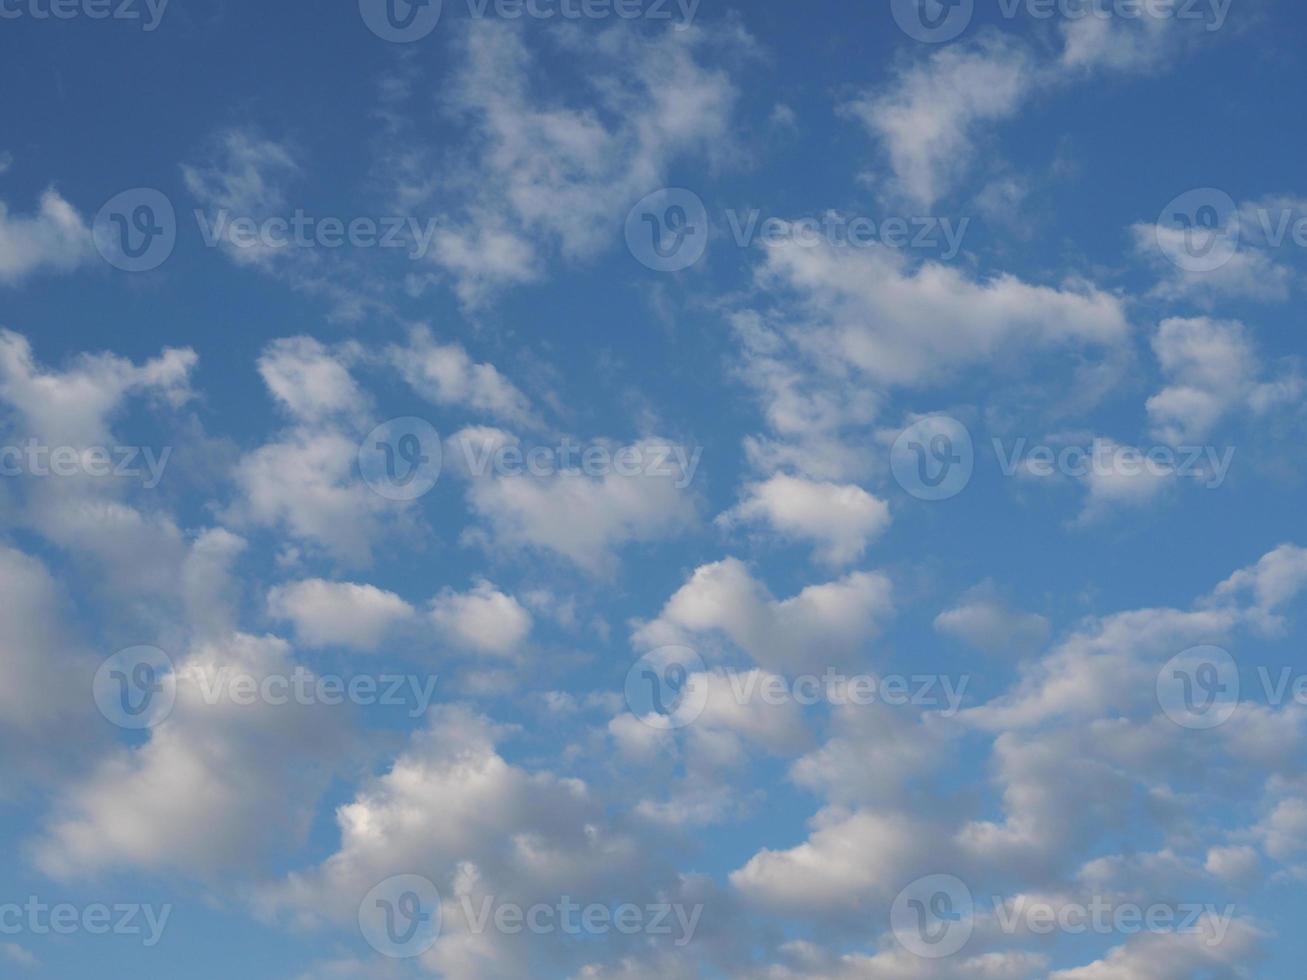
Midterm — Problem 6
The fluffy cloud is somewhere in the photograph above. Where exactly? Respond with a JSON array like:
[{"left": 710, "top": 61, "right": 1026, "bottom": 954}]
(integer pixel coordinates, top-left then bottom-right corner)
[
  {"left": 430, "top": 580, "right": 533, "bottom": 657},
  {"left": 407, "top": 21, "right": 745, "bottom": 303},
  {"left": 385, "top": 326, "right": 535, "bottom": 426},
  {"left": 462, "top": 439, "right": 698, "bottom": 572},
  {"left": 720, "top": 473, "right": 891, "bottom": 567},
  {"left": 268, "top": 579, "right": 415, "bottom": 652},
  {"left": 37, "top": 632, "right": 347, "bottom": 880},
  {"left": 257, "top": 336, "right": 368, "bottom": 425},
  {"left": 0, "top": 189, "right": 93, "bottom": 285},
  {"left": 634, "top": 558, "right": 894, "bottom": 674},
  {"left": 935, "top": 586, "right": 1051, "bottom": 658},
  {"left": 0, "top": 328, "right": 195, "bottom": 446},
  {"left": 1146, "top": 317, "right": 1301, "bottom": 444},
  {"left": 846, "top": 36, "right": 1033, "bottom": 208}
]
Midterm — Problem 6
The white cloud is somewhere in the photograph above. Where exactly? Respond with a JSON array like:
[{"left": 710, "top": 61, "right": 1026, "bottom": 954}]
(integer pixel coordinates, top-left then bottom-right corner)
[
  {"left": 731, "top": 808, "right": 936, "bottom": 913},
  {"left": 935, "top": 586, "right": 1050, "bottom": 658},
  {"left": 429, "top": 580, "right": 532, "bottom": 657},
  {"left": 37, "top": 632, "right": 347, "bottom": 880},
  {"left": 182, "top": 129, "right": 298, "bottom": 267},
  {"left": 257, "top": 336, "right": 368, "bottom": 425},
  {"left": 259, "top": 705, "right": 684, "bottom": 980},
  {"left": 268, "top": 579, "right": 415, "bottom": 652},
  {"left": 1048, "top": 918, "right": 1264, "bottom": 979},
  {"left": 0, "top": 327, "right": 195, "bottom": 446},
  {"left": 1146, "top": 317, "right": 1301, "bottom": 444},
  {"left": 0, "top": 189, "right": 93, "bottom": 285},
  {"left": 231, "top": 427, "right": 392, "bottom": 566},
  {"left": 720, "top": 473, "right": 891, "bottom": 567},
  {"left": 463, "top": 439, "right": 698, "bottom": 572},
  {"left": 408, "top": 21, "right": 745, "bottom": 303},
  {"left": 846, "top": 36, "right": 1033, "bottom": 208},
  {"left": 386, "top": 326, "right": 534, "bottom": 426},
  {"left": 634, "top": 558, "right": 893, "bottom": 674}
]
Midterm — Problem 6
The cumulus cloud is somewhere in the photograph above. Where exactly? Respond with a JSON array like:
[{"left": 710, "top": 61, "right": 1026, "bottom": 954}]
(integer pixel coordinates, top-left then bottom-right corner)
[
  {"left": 462, "top": 438, "right": 699, "bottom": 573},
  {"left": 720, "top": 473, "right": 891, "bottom": 567},
  {"left": 430, "top": 580, "right": 532, "bottom": 657},
  {"left": 935, "top": 585, "right": 1050, "bottom": 658},
  {"left": 385, "top": 326, "right": 535, "bottom": 426},
  {"left": 257, "top": 336, "right": 368, "bottom": 425},
  {"left": 846, "top": 36, "right": 1033, "bottom": 208},
  {"left": 0, "top": 189, "right": 93, "bottom": 285},
  {"left": 268, "top": 579, "right": 415, "bottom": 652},
  {"left": 1146, "top": 317, "right": 1302, "bottom": 444},
  {"left": 37, "top": 632, "right": 348, "bottom": 880},
  {"left": 634, "top": 558, "right": 894, "bottom": 674},
  {"left": 402, "top": 21, "right": 745, "bottom": 303}
]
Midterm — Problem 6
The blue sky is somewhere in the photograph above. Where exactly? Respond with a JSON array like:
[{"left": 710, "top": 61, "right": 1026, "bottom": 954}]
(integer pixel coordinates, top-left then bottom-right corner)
[{"left": 3, "top": 0, "right": 1307, "bottom": 977}]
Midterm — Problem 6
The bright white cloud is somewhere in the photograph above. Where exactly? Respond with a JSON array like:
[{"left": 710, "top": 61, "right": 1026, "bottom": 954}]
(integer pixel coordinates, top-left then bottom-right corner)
[
  {"left": 268, "top": 579, "right": 415, "bottom": 652},
  {"left": 0, "top": 189, "right": 93, "bottom": 285},
  {"left": 720, "top": 473, "right": 891, "bottom": 567}
]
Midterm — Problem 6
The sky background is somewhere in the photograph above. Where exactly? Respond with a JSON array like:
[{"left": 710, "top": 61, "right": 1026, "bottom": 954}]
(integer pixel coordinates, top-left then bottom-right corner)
[{"left": 3, "top": 0, "right": 1307, "bottom": 976}]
